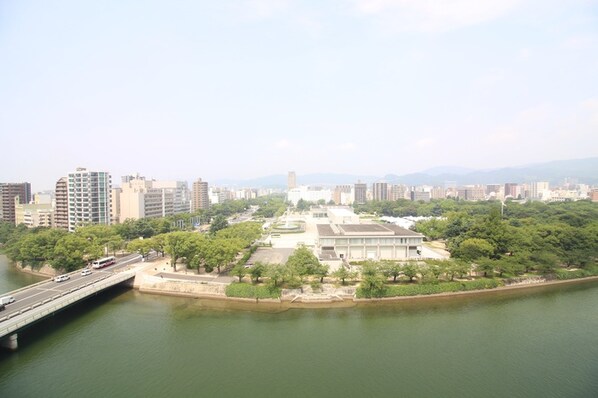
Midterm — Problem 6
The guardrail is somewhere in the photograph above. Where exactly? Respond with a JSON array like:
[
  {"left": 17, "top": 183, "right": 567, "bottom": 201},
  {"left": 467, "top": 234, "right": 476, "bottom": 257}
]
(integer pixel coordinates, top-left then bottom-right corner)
[
  {"left": 0, "top": 254, "right": 142, "bottom": 298},
  {"left": 0, "top": 271, "right": 135, "bottom": 339}
]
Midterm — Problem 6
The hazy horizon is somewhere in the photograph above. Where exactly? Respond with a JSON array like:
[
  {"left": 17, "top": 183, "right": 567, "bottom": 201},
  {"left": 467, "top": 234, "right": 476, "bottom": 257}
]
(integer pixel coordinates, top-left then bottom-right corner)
[{"left": 1, "top": 1, "right": 597, "bottom": 191}]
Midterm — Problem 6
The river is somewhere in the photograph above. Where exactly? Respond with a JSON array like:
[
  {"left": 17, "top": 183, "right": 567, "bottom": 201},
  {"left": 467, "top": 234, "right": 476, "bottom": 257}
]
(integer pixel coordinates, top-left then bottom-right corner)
[{"left": 1, "top": 254, "right": 597, "bottom": 397}]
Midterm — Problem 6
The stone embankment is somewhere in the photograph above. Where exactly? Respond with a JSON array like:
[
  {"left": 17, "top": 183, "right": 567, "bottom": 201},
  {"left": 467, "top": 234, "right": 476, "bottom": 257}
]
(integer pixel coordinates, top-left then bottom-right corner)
[{"left": 134, "top": 273, "right": 227, "bottom": 298}]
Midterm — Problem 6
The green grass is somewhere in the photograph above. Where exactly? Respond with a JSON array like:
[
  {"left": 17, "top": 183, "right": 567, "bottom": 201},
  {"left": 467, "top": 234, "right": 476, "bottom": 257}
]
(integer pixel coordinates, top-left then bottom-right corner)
[
  {"left": 554, "top": 266, "right": 598, "bottom": 280},
  {"left": 356, "top": 278, "right": 503, "bottom": 298},
  {"left": 225, "top": 282, "right": 281, "bottom": 299}
]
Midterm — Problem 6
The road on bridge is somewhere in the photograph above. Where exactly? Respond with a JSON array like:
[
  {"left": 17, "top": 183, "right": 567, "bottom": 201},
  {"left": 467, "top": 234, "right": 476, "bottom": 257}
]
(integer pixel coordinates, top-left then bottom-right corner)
[{"left": 0, "top": 254, "right": 142, "bottom": 321}]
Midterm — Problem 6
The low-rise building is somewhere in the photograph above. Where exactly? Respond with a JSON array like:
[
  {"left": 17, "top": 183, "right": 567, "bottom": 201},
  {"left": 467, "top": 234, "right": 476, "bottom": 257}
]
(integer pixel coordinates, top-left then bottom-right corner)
[
  {"left": 317, "top": 223, "right": 424, "bottom": 261},
  {"left": 14, "top": 196, "right": 53, "bottom": 228}
]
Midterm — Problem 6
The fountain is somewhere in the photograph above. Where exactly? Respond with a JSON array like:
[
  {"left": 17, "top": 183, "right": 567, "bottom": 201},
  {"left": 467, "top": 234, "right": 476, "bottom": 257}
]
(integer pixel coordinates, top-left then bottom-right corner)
[{"left": 273, "top": 208, "right": 301, "bottom": 232}]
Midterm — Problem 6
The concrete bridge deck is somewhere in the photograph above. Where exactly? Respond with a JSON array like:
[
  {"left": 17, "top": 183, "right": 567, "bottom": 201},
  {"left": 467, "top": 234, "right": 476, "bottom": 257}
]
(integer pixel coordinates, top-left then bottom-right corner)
[{"left": 0, "top": 254, "right": 141, "bottom": 349}]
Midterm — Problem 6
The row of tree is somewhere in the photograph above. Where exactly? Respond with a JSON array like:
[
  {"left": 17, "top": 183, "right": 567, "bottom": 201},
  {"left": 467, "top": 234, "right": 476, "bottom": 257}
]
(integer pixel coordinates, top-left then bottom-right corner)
[
  {"left": 414, "top": 203, "right": 598, "bottom": 269},
  {"left": 0, "top": 219, "right": 263, "bottom": 273}
]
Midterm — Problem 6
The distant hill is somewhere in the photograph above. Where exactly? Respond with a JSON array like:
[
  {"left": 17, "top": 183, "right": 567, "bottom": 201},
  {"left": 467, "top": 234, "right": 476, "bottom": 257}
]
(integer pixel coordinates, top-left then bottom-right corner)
[
  {"left": 213, "top": 173, "right": 379, "bottom": 188},
  {"left": 212, "top": 157, "right": 598, "bottom": 188},
  {"left": 385, "top": 157, "right": 598, "bottom": 186}
]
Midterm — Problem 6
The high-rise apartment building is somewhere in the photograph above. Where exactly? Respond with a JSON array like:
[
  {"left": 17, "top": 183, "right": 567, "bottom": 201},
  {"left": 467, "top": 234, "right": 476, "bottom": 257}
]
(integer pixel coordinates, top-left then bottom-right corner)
[
  {"left": 67, "top": 168, "right": 111, "bottom": 232},
  {"left": 54, "top": 177, "right": 69, "bottom": 230},
  {"left": 0, "top": 182, "right": 32, "bottom": 224},
  {"left": 192, "top": 178, "right": 209, "bottom": 211},
  {"left": 288, "top": 171, "right": 297, "bottom": 190},
  {"left": 372, "top": 182, "right": 388, "bottom": 201},
  {"left": 354, "top": 182, "right": 367, "bottom": 205}
]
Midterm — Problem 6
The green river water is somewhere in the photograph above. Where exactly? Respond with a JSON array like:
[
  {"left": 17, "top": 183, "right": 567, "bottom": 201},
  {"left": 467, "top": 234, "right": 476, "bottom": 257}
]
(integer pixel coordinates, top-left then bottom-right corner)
[{"left": 1, "top": 255, "right": 597, "bottom": 398}]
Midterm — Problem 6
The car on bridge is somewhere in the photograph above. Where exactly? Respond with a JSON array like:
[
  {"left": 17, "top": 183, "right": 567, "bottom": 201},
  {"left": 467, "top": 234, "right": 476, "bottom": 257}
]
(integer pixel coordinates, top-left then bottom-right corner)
[
  {"left": 81, "top": 269, "right": 92, "bottom": 276},
  {"left": 54, "top": 275, "right": 70, "bottom": 282},
  {"left": 0, "top": 296, "right": 15, "bottom": 305}
]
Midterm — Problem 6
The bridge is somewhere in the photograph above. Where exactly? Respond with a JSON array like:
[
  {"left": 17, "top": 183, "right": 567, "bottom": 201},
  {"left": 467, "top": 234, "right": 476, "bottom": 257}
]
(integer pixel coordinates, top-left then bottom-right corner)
[{"left": 0, "top": 254, "right": 141, "bottom": 350}]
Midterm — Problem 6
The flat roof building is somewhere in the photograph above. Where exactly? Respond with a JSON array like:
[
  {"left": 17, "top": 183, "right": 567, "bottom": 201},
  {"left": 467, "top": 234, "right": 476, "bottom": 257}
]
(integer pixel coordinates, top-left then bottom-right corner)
[
  {"left": 0, "top": 182, "right": 31, "bottom": 224},
  {"left": 317, "top": 223, "right": 424, "bottom": 261},
  {"left": 67, "top": 168, "right": 111, "bottom": 232}
]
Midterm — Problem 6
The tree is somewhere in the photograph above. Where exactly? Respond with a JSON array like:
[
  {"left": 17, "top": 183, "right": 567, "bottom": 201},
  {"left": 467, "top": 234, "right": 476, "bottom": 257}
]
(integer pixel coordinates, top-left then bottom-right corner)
[
  {"left": 265, "top": 264, "right": 286, "bottom": 287},
  {"left": 127, "top": 238, "right": 153, "bottom": 258},
  {"left": 296, "top": 199, "right": 310, "bottom": 212},
  {"left": 359, "top": 261, "right": 387, "bottom": 297},
  {"left": 52, "top": 234, "right": 102, "bottom": 272},
  {"left": 249, "top": 262, "right": 266, "bottom": 284},
  {"left": 475, "top": 258, "right": 496, "bottom": 278},
  {"left": 203, "top": 238, "right": 242, "bottom": 273},
  {"left": 149, "top": 234, "right": 167, "bottom": 257},
  {"left": 164, "top": 231, "right": 197, "bottom": 272},
  {"left": 381, "top": 260, "right": 402, "bottom": 283},
  {"left": 456, "top": 238, "right": 495, "bottom": 262},
  {"left": 313, "top": 263, "right": 329, "bottom": 283},
  {"left": 209, "top": 215, "right": 229, "bottom": 235},
  {"left": 286, "top": 246, "right": 320, "bottom": 277},
  {"left": 332, "top": 266, "right": 352, "bottom": 285},
  {"left": 530, "top": 251, "right": 560, "bottom": 274},
  {"left": 106, "top": 236, "right": 125, "bottom": 256},
  {"left": 231, "top": 264, "right": 248, "bottom": 282},
  {"left": 402, "top": 261, "right": 419, "bottom": 282}
]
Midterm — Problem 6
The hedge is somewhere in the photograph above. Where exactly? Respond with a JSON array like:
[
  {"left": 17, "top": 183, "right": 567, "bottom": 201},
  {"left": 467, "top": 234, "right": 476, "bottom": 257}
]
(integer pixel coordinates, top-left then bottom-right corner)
[
  {"left": 225, "top": 282, "right": 281, "bottom": 299},
  {"left": 356, "top": 278, "right": 503, "bottom": 298}
]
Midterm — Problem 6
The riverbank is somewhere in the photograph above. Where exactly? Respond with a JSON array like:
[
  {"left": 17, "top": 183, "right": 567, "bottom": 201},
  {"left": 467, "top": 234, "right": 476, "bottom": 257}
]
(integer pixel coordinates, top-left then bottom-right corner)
[
  {"left": 131, "top": 257, "right": 598, "bottom": 309},
  {"left": 7, "top": 254, "right": 598, "bottom": 309}
]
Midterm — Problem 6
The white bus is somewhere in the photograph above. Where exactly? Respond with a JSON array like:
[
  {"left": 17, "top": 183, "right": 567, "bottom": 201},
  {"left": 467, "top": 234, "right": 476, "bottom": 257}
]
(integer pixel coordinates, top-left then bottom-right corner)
[{"left": 92, "top": 256, "right": 116, "bottom": 269}]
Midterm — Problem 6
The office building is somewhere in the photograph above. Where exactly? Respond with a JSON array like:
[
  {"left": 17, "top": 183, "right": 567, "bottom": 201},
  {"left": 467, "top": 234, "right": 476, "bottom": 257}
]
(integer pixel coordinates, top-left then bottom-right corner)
[
  {"left": 372, "top": 182, "right": 388, "bottom": 201},
  {"left": 354, "top": 182, "right": 367, "bottom": 205},
  {"left": 288, "top": 171, "right": 297, "bottom": 190},
  {"left": 530, "top": 181, "right": 550, "bottom": 201},
  {"left": 192, "top": 178, "right": 209, "bottom": 211},
  {"left": 119, "top": 175, "right": 191, "bottom": 222},
  {"left": 333, "top": 185, "right": 352, "bottom": 205},
  {"left": 0, "top": 182, "right": 32, "bottom": 224},
  {"left": 15, "top": 195, "right": 53, "bottom": 228}
]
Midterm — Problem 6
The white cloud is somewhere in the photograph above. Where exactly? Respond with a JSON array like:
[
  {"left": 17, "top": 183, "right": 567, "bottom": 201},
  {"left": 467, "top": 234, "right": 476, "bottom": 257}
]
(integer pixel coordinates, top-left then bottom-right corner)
[
  {"left": 339, "top": 142, "right": 357, "bottom": 151},
  {"left": 415, "top": 137, "right": 437, "bottom": 148},
  {"left": 352, "top": 0, "right": 523, "bottom": 33},
  {"left": 274, "top": 139, "right": 292, "bottom": 149},
  {"left": 238, "top": 0, "right": 292, "bottom": 20}
]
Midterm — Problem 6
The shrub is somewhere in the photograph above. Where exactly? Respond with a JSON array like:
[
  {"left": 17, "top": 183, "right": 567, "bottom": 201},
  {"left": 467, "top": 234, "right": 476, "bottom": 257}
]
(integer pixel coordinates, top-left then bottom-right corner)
[
  {"left": 225, "top": 282, "right": 281, "bottom": 299},
  {"left": 356, "top": 278, "right": 503, "bottom": 298}
]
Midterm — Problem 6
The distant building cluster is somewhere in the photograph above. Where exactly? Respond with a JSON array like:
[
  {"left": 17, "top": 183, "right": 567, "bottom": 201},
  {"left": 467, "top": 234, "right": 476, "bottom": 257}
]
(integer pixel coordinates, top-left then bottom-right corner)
[
  {"left": 2, "top": 169, "right": 597, "bottom": 230},
  {"left": 2, "top": 168, "right": 279, "bottom": 230},
  {"left": 285, "top": 171, "right": 597, "bottom": 206}
]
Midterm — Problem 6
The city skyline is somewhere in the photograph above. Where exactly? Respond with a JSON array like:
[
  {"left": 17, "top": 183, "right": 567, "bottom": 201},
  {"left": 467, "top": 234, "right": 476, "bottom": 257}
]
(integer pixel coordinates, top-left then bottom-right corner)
[{"left": 1, "top": 1, "right": 597, "bottom": 191}]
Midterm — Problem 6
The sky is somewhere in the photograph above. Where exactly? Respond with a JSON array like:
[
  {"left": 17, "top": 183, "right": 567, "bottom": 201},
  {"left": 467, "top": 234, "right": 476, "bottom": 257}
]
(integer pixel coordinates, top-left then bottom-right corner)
[{"left": 1, "top": 0, "right": 597, "bottom": 190}]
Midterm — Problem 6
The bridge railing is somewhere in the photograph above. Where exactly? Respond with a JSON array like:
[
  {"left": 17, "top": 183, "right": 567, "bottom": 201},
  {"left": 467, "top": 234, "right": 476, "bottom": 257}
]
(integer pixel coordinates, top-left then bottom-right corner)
[
  {"left": 0, "top": 254, "right": 142, "bottom": 298},
  {"left": 0, "top": 271, "right": 135, "bottom": 339}
]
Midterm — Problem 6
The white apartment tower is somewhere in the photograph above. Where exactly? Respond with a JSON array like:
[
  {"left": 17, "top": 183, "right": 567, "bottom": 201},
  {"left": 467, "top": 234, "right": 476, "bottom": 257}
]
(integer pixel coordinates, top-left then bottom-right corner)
[{"left": 67, "top": 168, "right": 111, "bottom": 232}]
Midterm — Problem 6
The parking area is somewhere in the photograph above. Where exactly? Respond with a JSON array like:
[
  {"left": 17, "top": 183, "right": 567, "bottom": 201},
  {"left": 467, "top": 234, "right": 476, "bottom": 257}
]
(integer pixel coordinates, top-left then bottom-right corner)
[{"left": 248, "top": 247, "right": 295, "bottom": 265}]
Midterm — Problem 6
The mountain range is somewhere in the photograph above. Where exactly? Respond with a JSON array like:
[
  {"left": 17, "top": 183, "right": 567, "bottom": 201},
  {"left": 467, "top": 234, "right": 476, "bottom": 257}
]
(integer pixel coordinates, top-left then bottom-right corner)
[{"left": 212, "top": 157, "right": 598, "bottom": 188}]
